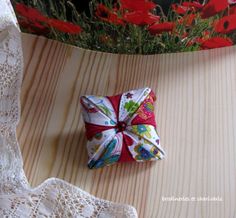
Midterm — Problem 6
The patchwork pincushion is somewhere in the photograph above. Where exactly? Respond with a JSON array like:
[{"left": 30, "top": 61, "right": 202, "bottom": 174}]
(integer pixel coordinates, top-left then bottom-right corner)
[{"left": 80, "top": 87, "right": 165, "bottom": 169}]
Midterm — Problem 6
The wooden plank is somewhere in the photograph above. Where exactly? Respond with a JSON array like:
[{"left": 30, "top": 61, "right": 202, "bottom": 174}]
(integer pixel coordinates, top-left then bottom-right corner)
[{"left": 18, "top": 33, "right": 236, "bottom": 218}]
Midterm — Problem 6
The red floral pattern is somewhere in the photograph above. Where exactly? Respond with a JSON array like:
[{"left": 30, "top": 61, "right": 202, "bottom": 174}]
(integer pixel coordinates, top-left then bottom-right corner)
[
  {"left": 215, "top": 15, "right": 236, "bottom": 34},
  {"left": 48, "top": 19, "right": 82, "bottom": 34},
  {"left": 182, "top": 1, "right": 203, "bottom": 10},
  {"left": 171, "top": 4, "right": 189, "bottom": 15},
  {"left": 120, "top": 0, "right": 156, "bottom": 12},
  {"left": 15, "top": 3, "right": 82, "bottom": 35},
  {"left": 148, "top": 22, "right": 175, "bottom": 35},
  {"left": 13, "top": 0, "right": 236, "bottom": 53},
  {"left": 16, "top": 3, "right": 48, "bottom": 22},
  {"left": 95, "top": 4, "right": 124, "bottom": 25},
  {"left": 201, "top": 37, "right": 233, "bottom": 49},
  {"left": 201, "top": 0, "right": 228, "bottom": 19},
  {"left": 124, "top": 11, "right": 160, "bottom": 26}
]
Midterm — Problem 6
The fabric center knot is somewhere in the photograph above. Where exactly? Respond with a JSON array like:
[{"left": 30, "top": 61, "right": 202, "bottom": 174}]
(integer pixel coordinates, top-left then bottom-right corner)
[{"left": 116, "top": 121, "right": 127, "bottom": 132}]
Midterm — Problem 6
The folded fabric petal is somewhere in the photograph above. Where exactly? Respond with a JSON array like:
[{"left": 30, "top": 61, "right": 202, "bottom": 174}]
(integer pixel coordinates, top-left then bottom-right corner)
[
  {"left": 80, "top": 96, "right": 116, "bottom": 126},
  {"left": 80, "top": 87, "right": 165, "bottom": 169}
]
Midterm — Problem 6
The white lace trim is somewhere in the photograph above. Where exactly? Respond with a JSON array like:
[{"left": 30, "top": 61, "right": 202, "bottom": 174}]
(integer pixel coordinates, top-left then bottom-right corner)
[{"left": 0, "top": 0, "right": 137, "bottom": 217}]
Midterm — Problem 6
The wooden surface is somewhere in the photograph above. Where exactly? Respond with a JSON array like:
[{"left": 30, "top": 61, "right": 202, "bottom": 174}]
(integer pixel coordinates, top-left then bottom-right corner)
[{"left": 18, "top": 33, "right": 236, "bottom": 218}]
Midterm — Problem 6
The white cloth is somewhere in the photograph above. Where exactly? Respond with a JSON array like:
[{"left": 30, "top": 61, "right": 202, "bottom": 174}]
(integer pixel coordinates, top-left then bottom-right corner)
[{"left": 0, "top": 0, "right": 137, "bottom": 217}]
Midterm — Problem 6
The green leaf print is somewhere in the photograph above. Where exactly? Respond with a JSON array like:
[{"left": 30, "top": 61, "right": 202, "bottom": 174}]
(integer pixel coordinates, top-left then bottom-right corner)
[
  {"left": 124, "top": 100, "right": 139, "bottom": 115},
  {"left": 98, "top": 105, "right": 112, "bottom": 116}
]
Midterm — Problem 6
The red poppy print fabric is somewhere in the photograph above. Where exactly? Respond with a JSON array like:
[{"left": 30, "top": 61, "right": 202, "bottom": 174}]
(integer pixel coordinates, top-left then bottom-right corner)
[
  {"left": 80, "top": 87, "right": 165, "bottom": 169},
  {"left": 12, "top": 0, "right": 236, "bottom": 54}
]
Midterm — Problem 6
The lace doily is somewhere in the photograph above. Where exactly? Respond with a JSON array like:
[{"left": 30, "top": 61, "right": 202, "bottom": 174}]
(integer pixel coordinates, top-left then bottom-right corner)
[{"left": 0, "top": 0, "right": 137, "bottom": 217}]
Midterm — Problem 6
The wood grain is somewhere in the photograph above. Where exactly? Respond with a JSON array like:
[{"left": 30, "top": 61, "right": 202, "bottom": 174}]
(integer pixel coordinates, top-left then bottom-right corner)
[{"left": 18, "top": 33, "right": 236, "bottom": 218}]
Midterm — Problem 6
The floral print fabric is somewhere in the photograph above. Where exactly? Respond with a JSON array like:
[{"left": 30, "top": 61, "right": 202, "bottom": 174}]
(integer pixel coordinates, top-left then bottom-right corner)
[
  {"left": 80, "top": 87, "right": 165, "bottom": 169},
  {"left": 11, "top": 0, "right": 236, "bottom": 54}
]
